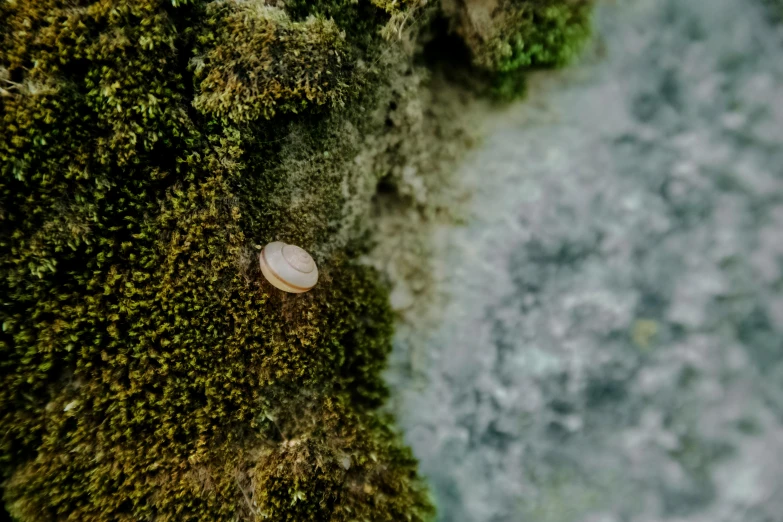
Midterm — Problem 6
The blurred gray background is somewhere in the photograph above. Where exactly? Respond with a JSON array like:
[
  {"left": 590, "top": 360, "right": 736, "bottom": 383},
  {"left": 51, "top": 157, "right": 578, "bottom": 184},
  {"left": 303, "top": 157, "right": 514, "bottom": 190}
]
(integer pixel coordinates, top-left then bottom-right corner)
[{"left": 386, "top": 0, "right": 783, "bottom": 520}]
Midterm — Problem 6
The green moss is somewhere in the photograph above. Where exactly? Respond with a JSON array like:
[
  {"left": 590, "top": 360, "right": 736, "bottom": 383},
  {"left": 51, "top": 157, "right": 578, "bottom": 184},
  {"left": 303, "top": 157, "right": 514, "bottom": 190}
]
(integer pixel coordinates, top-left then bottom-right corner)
[
  {"left": 285, "top": 0, "right": 388, "bottom": 37},
  {"left": 0, "top": 0, "right": 591, "bottom": 519},
  {"left": 443, "top": 0, "right": 594, "bottom": 100},
  {"left": 489, "top": 68, "right": 529, "bottom": 102},
  {"left": 0, "top": 0, "right": 431, "bottom": 519},
  {"left": 763, "top": 0, "right": 783, "bottom": 21},
  {"left": 477, "top": 1, "right": 593, "bottom": 72},
  {"left": 192, "top": 2, "right": 358, "bottom": 123}
]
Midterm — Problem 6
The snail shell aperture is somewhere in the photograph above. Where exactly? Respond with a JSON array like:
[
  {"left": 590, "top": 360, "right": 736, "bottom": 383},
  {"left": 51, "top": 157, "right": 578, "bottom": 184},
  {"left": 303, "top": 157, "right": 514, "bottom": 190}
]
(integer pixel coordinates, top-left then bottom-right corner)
[{"left": 259, "top": 241, "right": 318, "bottom": 293}]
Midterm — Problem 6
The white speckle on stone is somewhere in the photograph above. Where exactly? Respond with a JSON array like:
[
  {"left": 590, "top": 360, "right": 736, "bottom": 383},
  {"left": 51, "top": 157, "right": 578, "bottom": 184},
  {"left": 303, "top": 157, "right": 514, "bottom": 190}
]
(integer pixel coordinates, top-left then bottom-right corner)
[{"left": 338, "top": 454, "right": 351, "bottom": 470}]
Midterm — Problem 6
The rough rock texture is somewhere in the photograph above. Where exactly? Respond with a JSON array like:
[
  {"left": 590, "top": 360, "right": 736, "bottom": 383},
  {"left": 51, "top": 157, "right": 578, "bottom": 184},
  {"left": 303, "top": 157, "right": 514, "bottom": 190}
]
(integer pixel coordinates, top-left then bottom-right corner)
[
  {"left": 0, "top": 0, "right": 597, "bottom": 518},
  {"left": 386, "top": 0, "right": 783, "bottom": 521},
  {"left": 0, "top": 1, "right": 439, "bottom": 519}
]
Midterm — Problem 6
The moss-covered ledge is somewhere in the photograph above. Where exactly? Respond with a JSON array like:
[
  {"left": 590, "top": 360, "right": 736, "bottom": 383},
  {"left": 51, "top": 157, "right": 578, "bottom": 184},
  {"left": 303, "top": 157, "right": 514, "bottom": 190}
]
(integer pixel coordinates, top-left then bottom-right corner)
[{"left": 0, "top": 0, "right": 593, "bottom": 520}]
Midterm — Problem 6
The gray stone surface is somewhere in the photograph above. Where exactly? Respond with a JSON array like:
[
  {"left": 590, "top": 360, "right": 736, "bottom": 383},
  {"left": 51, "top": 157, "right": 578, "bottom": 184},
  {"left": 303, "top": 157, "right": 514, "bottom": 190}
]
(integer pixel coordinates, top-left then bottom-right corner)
[{"left": 385, "top": 1, "right": 783, "bottom": 521}]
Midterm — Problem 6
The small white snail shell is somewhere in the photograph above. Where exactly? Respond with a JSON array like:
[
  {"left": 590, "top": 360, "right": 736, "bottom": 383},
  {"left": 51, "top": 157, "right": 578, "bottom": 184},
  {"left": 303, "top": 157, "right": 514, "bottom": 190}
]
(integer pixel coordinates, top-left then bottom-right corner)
[{"left": 259, "top": 241, "right": 318, "bottom": 293}]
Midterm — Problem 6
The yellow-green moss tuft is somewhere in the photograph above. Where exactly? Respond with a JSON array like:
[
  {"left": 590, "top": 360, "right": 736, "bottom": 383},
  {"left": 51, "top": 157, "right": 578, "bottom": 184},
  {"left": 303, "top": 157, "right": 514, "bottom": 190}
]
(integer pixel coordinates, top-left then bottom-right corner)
[
  {"left": 443, "top": 0, "right": 594, "bottom": 99},
  {"left": 0, "top": 0, "right": 431, "bottom": 519},
  {"left": 250, "top": 392, "right": 434, "bottom": 521},
  {"left": 192, "top": 1, "right": 358, "bottom": 123},
  {"left": 1, "top": 0, "right": 593, "bottom": 519}
]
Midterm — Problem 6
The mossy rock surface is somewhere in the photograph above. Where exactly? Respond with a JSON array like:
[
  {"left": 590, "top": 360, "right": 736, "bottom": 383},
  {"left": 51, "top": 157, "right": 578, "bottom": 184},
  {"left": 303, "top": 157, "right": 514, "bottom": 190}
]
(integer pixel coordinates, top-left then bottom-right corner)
[
  {"left": 0, "top": 0, "right": 433, "bottom": 520},
  {"left": 0, "top": 0, "right": 594, "bottom": 519},
  {"left": 441, "top": 0, "right": 594, "bottom": 99}
]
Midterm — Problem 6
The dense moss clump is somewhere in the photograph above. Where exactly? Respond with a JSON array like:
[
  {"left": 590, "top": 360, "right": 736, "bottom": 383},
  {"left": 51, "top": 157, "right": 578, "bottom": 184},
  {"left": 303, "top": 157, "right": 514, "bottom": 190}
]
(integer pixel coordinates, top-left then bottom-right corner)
[
  {"left": 250, "top": 393, "right": 432, "bottom": 521},
  {"left": 763, "top": 0, "right": 783, "bottom": 20},
  {"left": 442, "top": 0, "right": 593, "bottom": 98},
  {"left": 0, "top": 0, "right": 592, "bottom": 519},
  {"left": 0, "top": 0, "right": 429, "bottom": 519},
  {"left": 192, "top": 2, "right": 356, "bottom": 122}
]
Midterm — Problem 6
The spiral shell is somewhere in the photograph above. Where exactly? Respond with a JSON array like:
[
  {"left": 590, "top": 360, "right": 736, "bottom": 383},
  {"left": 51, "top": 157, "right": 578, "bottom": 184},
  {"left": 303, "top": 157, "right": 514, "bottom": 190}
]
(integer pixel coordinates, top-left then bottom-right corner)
[{"left": 259, "top": 241, "right": 318, "bottom": 293}]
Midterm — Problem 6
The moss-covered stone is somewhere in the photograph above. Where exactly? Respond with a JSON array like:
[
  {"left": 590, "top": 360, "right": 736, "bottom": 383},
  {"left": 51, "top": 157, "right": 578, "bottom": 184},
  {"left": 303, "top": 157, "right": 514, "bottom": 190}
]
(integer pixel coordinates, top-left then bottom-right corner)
[
  {"left": 443, "top": 0, "right": 594, "bottom": 99},
  {"left": 192, "top": 2, "right": 357, "bottom": 122},
  {"left": 0, "top": 0, "right": 592, "bottom": 519},
  {"left": 0, "top": 0, "right": 433, "bottom": 519},
  {"left": 250, "top": 392, "right": 433, "bottom": 521}
]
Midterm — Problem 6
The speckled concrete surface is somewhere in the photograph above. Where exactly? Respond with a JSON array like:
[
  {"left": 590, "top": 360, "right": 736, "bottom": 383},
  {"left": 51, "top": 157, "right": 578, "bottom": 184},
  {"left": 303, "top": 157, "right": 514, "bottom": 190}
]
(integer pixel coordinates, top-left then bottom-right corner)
[{"left": 385, "top": 1, "right": 783, "bottom": 521}]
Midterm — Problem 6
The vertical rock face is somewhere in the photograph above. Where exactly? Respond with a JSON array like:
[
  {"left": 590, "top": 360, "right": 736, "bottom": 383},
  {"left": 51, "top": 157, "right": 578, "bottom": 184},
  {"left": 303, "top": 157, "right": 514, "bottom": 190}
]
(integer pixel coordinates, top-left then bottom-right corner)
[
  {"left": 0, "top": 0, "right": 594, "bottom": 519},
  {"left": 387, "top": 0, "right": 783, "bottom": 521},
  {"left": 0, "top": 1, "right": 420, "bottom": 520},
  {"left": 441, "top": 0, "right": 593, "bottom": 98}
]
